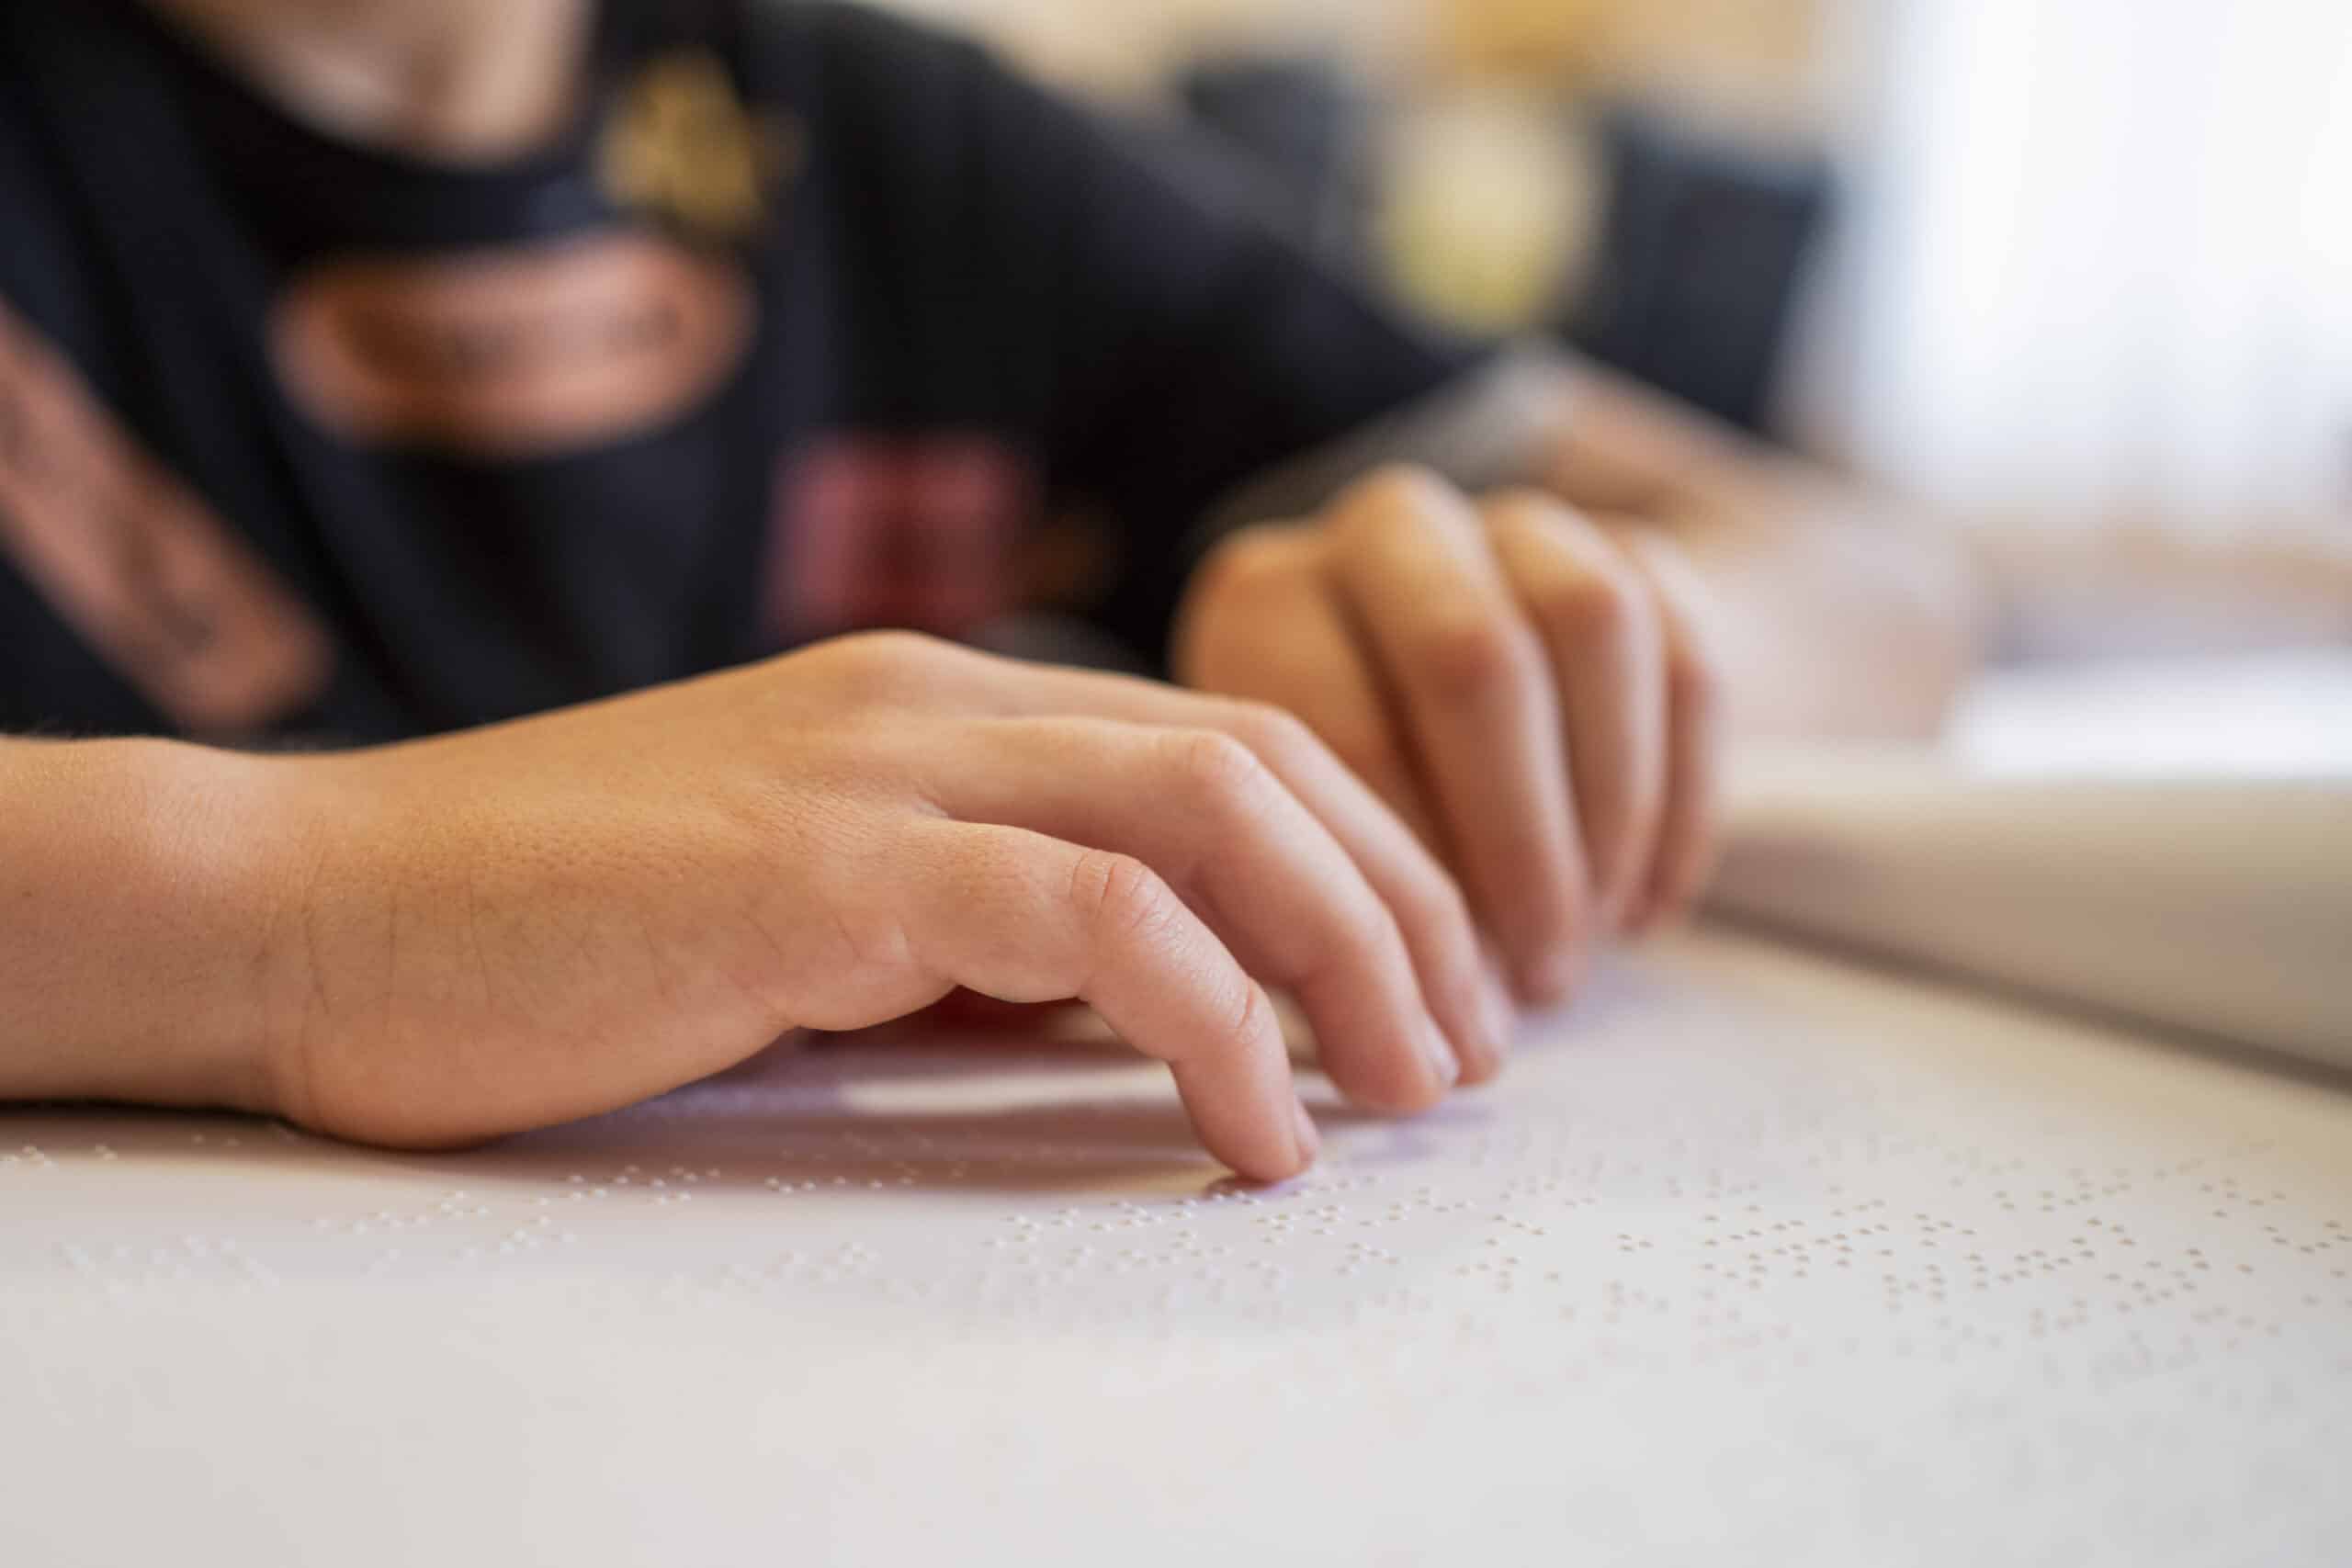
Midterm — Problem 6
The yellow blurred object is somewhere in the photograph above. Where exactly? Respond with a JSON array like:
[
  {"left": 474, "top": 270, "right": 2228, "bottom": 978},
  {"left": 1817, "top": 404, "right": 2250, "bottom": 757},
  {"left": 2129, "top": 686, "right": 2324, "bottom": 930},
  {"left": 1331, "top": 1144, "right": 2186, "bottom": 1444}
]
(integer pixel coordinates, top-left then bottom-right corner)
[
  {"left": 1428, "top": 0, "right": 1824, "bottom": 126},
  {"left": 597, "top": 52, "right": 803, "bottom": 242},
  {"left": 865, "top": 3, "right": 1826, "bottom": 127},
  {"left": 1590, "top": 0, "right": 1823, "bottom": 125},
  {"left": 1431, "top": 0, "right": 1611, "bottom": 82},
  {"left": 1376, "top": 90, "right": 1601, "bottom": 334}
]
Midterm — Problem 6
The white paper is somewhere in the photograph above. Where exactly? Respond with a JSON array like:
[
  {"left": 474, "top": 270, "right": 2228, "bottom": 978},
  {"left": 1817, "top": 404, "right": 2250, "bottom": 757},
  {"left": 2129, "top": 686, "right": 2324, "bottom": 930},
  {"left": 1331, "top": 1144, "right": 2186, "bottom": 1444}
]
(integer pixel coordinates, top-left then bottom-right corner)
[
  {"left": 5, "top": 931, "right": 2347, "bottom": 1565},
  {"left": 1712, "top": 757, "right": 2352, "bottom": 1066}
]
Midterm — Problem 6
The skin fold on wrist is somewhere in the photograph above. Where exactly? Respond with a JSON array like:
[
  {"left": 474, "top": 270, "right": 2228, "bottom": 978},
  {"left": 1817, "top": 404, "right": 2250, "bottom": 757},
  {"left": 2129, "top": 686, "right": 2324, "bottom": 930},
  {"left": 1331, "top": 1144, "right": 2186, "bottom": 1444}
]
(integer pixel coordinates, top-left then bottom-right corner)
[{"left": 0, "top": 736, "right": 300, "bottom": 1115}]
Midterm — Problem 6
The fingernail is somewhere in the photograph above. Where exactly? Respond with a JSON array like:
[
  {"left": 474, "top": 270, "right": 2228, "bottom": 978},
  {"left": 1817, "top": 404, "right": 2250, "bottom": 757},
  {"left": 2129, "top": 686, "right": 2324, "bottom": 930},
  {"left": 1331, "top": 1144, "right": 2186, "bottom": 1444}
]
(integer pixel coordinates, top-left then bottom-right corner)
[
  {"left": 1421, "top": 1017, "right": 1462, "bottom": 1089},
  {"left": 1291, "top": 1098, "right": 1322, "bottom": 1165},
  {"left": 1476, "top": 969, "right": 1518, "bottom": 1064}
]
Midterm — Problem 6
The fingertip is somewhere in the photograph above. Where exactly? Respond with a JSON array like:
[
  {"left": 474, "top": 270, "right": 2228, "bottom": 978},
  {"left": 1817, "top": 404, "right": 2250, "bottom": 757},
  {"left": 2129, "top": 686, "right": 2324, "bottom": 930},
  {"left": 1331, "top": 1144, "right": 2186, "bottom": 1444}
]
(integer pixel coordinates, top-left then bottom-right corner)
[
  {"left": 1453, "top": 966, "right": 1516, "bottom": 1083},
  {"left": 1517, "top": 943, "right": 1585, "bottom": 1008},
  {"left": 1211, "top": 1094, "right": 1321, "bottom": 1186},
  {"left": 1501, "top": 871, "right": 1594, "bottom": 1009},
  {"left": 1227, "top": 1095, "right": 1317, "bottom": 1184},
  {"left": 1420, "top": 1015, "right": 1463, "bottom": 1092},
  {"left": 1460, "top": 943, "right": 1517, "bottom": 1076}
]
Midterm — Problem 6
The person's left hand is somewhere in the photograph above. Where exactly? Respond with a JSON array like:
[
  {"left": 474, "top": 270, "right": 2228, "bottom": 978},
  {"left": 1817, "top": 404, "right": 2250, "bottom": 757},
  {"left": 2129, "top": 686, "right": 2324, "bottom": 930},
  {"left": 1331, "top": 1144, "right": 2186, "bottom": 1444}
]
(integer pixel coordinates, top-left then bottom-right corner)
[{"left": 1174, "top": 467, "right": 1724, "bottom": 1034}]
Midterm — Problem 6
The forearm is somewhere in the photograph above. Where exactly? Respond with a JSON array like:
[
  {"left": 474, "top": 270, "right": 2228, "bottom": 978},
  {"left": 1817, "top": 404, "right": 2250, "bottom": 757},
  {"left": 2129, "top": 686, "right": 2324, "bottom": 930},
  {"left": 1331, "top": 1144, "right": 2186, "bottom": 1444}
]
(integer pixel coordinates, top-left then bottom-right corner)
[
  {"left": 0, "top": 736, "right": 289, "bottom": 1111},
  {"left": 1537, "top": 360, "right": 1987, "bottom": 739},
  {"left": 1626, "top": 464, "right": 1987, "bottom": 739}
]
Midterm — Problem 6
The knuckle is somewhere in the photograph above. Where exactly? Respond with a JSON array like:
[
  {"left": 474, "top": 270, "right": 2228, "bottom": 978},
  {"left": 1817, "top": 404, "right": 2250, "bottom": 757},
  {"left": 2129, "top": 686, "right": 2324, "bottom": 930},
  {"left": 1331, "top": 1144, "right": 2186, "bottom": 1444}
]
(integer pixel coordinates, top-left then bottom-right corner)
[
  {"left": 1338, "top": 463, "right": 1460, "bottom": 536},
  {"left": 1166, "top": 728, "right": 1274, "bottom": 808},
  {"left": 1221, "top": 700, "right": 1321, "bottom": 768},
  {"left": 1068, "top": 849, "right": 1176, "bottom": 946},
  {"left": 827, "top": 628, "right": 954, "bottom": 695},
  {"left": 845, "top": 627, "right": 946, "bottom": 666},
  {"left": 1532, "top": 561, "right": 1649, "bottom": 648},
  {"left": 1225, "top": 977, "right": 1274, "bottom": 1053},
  {"left": 1414, "top": 613, "right": 1538, "bottom": 703},
  {"left": 1195, "top": 524, "right": 1306, "bottom": 601},
  {"left": 1484, "top": 486, "right": 1575, "bottom": 531}
]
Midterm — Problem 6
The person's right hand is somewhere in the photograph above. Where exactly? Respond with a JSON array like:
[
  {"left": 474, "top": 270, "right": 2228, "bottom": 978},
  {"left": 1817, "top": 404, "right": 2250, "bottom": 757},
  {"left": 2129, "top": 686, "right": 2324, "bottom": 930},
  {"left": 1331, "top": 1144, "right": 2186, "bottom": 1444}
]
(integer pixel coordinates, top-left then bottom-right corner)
[{"left": 245, "top": 632, "right": 1506, "bottom": 1181}]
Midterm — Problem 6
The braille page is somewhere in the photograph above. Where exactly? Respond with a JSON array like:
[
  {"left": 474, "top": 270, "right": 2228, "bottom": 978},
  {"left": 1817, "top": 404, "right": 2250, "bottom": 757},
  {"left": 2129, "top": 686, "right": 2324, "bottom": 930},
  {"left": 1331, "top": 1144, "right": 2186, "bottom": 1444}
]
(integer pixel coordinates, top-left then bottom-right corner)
[{"left": 3, "top": 930, "right": 2348, "bottom": 1566}]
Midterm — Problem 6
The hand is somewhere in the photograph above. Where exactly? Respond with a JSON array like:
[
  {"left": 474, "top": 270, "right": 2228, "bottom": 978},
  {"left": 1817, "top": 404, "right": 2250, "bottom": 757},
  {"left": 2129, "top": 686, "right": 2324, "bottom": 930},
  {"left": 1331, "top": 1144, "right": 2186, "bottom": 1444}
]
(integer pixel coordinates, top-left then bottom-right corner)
[
  {"left": 247, "top": 632, "right": 1505, "bottom": 1181},
  {"left": 1174, "top": 468, "right": 1724, "bottom": 1011}
]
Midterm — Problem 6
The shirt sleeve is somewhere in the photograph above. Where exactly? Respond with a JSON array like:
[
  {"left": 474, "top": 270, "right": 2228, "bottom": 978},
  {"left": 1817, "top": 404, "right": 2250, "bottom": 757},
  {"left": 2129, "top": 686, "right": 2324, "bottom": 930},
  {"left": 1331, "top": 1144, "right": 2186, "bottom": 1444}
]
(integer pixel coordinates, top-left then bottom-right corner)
[{"left": 802, "top": 5, "right": 1495, "bottom": 665}]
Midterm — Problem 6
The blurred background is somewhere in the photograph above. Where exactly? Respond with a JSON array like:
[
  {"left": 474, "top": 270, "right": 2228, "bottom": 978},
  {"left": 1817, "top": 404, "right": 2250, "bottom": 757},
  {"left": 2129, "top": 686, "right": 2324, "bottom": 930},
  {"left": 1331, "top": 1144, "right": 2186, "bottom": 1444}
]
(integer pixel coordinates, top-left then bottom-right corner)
[{"left": 876, "top": 0, "right": 2352, "bottom": 663}]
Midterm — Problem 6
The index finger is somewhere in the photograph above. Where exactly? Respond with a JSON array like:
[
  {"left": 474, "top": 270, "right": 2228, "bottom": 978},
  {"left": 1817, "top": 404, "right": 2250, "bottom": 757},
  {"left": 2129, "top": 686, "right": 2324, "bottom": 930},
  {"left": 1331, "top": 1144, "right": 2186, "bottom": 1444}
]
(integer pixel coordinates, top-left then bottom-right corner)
[{"left": 903, "top": 819, "right": 1317, "bottom": 1182}]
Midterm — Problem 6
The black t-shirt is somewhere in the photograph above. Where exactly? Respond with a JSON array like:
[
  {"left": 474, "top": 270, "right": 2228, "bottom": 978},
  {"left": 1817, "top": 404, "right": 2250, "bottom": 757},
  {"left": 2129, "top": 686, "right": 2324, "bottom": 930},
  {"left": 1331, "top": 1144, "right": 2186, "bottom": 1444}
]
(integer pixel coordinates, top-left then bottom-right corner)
[{"left": 0, "top": 0, "right": 1482, "bottom": 742}]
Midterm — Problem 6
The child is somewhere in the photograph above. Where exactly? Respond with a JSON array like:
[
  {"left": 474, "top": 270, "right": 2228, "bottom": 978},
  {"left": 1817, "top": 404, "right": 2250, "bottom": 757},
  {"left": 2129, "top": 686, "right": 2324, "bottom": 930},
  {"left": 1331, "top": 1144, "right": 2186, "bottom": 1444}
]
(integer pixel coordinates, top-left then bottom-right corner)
[{"left": 0, "top": 0, "right": 1977, "bottom": 1179}]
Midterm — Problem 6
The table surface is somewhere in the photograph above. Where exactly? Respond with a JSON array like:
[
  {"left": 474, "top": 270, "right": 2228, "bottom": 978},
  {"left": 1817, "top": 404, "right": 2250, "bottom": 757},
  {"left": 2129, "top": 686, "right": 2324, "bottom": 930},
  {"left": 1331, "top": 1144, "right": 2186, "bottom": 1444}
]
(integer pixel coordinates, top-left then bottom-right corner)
[{"left": 5, "top": 928, "right": 2348, "bottom": 1567}]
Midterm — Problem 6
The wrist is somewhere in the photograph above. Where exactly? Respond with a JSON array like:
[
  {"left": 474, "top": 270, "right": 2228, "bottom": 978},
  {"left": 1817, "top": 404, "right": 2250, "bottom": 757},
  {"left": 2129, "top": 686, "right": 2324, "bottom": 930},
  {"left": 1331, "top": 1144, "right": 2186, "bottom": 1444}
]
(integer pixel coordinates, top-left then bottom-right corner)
[
  {"left": 146, "top": 741, "right": 324, "bottom": 1116},
  {"left": 0, "top": 737, "right": 311, "bottom": 1114}
]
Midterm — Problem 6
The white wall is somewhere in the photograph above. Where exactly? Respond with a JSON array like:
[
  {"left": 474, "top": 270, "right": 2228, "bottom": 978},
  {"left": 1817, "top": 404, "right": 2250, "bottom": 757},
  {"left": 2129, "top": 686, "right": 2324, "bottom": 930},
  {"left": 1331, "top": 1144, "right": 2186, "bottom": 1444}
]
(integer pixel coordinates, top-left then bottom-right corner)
[
  {"left": 868, "top": 0, "right": 2352, "bottom": 536},
  {"left": 1811, "top": 0, "right": 2352, "bottom": 534}
]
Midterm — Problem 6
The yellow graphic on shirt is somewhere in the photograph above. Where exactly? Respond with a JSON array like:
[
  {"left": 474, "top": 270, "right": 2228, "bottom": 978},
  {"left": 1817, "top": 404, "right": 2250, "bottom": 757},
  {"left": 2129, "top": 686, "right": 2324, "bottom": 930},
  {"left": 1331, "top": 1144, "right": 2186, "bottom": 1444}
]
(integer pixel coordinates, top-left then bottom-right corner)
[{"left": 597, "top": 51, "right": 802, "bottom": 243}]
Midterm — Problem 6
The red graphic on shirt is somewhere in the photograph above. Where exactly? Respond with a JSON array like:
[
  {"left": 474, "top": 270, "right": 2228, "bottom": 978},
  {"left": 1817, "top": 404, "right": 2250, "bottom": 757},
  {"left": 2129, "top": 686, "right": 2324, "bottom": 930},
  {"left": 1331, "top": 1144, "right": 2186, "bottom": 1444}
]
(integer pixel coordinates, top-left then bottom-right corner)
[
  {"left": 272, "top": 229, "right": 755, "bottom": 457},
  {"left": 769, "top": 435, "right": 1035, "bottom": 641},
  {"left": 0, "top": 293, "right": 333, "bottom": 734}
]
